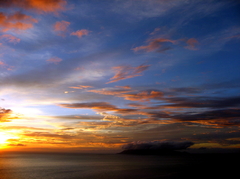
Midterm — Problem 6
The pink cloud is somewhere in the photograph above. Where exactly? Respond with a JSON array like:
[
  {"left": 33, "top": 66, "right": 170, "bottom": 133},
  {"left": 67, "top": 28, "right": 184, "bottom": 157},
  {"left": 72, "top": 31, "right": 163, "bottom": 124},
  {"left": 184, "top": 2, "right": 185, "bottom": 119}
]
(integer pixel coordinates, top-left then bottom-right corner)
[
  {"left": 0, "top": 61, "right": 5, "bottom": 66},
  {"left": 0, "top": 61, "right": 14, "bottom": 71},
  {"left": 46, "top": 57, "right": 62, "bottom": 64},
  {"left": 71, "top": 29, "right": 90, "bottom": 38},
  {"left": 107, "top": 64, "right": 150, "bottom": 84},
  {"left": 53, "top": 20, "right": 70, "bottom": 36}
]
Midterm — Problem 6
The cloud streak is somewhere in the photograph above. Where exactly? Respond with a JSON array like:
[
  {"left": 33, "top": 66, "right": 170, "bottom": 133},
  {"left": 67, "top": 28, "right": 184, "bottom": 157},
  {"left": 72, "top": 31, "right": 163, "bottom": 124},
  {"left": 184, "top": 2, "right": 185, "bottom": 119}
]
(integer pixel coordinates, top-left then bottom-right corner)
[
  {"left": 132, "top": 38, "right": 176, "bottom": 52},
  {"left": 0, "top": 34, "right": 20, "bottom": 44},
  {"left": 107, "top": 64, "right": 150, "bottom": 83},
  {"left": 46, "top": 57, "right": 62, "bottom": 64}
]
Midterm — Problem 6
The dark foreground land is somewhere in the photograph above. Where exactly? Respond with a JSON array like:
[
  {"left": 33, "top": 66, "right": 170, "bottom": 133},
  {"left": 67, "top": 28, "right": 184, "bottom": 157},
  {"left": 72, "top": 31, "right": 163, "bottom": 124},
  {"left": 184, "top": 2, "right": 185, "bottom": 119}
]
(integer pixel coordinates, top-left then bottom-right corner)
[{"left": 0, "top": 152, "right": 239, "bottom": 179}]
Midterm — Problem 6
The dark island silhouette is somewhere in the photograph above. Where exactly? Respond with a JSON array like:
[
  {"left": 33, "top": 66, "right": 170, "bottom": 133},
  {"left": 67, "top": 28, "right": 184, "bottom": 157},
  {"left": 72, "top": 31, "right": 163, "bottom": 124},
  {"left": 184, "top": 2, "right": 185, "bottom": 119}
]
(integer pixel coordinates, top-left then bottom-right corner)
[{"left": 119, "top": 141, "right": 194, "bottom": 155}]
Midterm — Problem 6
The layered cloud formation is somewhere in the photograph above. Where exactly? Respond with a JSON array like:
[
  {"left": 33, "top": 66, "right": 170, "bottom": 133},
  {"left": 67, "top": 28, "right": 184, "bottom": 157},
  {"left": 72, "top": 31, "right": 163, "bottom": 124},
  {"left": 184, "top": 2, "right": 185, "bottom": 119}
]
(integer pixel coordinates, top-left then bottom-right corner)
[{"left": 0, "top": 0, "right": 239, "bottom": 153}]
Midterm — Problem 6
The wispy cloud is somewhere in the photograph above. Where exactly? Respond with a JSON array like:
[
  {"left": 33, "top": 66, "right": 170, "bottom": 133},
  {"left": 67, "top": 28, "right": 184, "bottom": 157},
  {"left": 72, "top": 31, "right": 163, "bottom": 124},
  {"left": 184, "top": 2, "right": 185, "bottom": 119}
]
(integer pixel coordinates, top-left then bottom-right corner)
[
  {"left": 69, "top": 85, "right": 93, "bottom": 89},
  {"left": 46, "top": 57, "right": 62, "bottom": 64},
  {"left": 0, "top": 34, "right": 20, "bottom": 44},
  {"left": 107, "top": 64, "right": 150, "bottom": 84}
]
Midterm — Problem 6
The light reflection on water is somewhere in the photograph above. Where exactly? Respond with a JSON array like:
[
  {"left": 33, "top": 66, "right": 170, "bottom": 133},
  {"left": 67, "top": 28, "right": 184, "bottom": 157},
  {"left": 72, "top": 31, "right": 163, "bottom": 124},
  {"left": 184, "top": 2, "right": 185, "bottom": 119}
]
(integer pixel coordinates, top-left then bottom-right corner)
[{"left": 0, "top": 153, "right": 237, "bottom": 179}]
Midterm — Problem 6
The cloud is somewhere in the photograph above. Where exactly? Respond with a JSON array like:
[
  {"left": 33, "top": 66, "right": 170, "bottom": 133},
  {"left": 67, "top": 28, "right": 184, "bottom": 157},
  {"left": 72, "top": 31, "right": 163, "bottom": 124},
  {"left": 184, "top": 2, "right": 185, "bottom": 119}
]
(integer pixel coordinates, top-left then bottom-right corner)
[
  {"left": 46, "top": 57, "right": 62, "bottom": 64},
  {"left": 71, "top": 29, "right": 90, "bottom": 38},
  {"left": 0, "top": 61, "right": 14, "bottom": 71},
  {"left": 120, "top": 90, "right": 164, "bottom": 102},
  {"left": 0, "top": 34, "right": 20, "bottom": 44},
  {"left": 69, "top": 85, "right": 93, "bottom": 89},
  {"left": 59, "top": 102, "right": 117, "bottom": 111},
  {"left": 0, "top": 61, "right": 6, "bottom": 66},
  {"left": 58, "top": 102, "right": 138, "bottom": 116},
  {"left": 88, "top": 87, "right": 163, "bottom": 102},
  {"left": 53, "top": 20, "right": 70, "bottom": 36},
  {"left": 8, "top": 143, "right": 26, "bottom": 147},
  {"left": 88, "top": 88, "right": 133, "bottom": 96},
  {"left": 165, "top": 96, "right": 240, "bottom": 109},
  {"left": 0, "top": 108, "right": 12, "bottom": 122},
  {"left": 50, "top": 114, "right": 102, "bottom": 120},
  {"left": 150, "top": 27, "right": 161, "bottom": 35},
  {"left": 132, "top": 38, "right": 176, "bottom": 52},
  {"left": 116, "top": 86, "right": 131, "bottom": 89},
  {"left": 107, "top": 64, "right": 150, "bottom": 83},
  {"left": 185, "top": 38, "right": 199, "bottom": 50},
  {"left": 24, "top": 132, "right": 75, "bottom": 139},
  {"left": 0, "top": 12, "right": 38, "bottom": 32},
  {"left": 122, "top": 141, "right": 194, "bottom": 151},
  {"left": 0, "top": 0, "right": 67, "bottom": 14},
  {"left": 173, "top": 108, "right": 240, "bottom": 127},
  {"left": 110, "top": 0, "right": 185, "bottom": 21}
]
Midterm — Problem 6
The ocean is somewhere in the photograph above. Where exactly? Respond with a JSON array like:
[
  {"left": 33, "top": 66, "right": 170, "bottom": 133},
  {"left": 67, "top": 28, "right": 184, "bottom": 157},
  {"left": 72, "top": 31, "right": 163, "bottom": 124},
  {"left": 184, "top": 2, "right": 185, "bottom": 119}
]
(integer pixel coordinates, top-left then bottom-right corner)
[{"left": 0, "top": 152, "right": 238, "bottom": 179}]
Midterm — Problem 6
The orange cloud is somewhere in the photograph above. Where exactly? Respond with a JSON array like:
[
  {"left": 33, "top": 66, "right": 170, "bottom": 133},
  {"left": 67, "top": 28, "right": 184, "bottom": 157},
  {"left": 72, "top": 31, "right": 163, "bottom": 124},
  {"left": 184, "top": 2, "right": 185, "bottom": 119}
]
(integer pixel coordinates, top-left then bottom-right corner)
[
  {"left": 69, "top": 85, "right": 93, "bottom": 89},
  {"left": 88, "top": 88, "right": 163, "bottom": 103},
  {"left": 132, "top": 38, "right": 176, "bottom": 52},
  {"left": 71, "top": 29, "right": 90, "bottom": 38},
  {"left": 7, "top": 12, "right": 38, "bottom": 23},
  {"left": 116, "top": 86, "right": 131, "bottom": 89},
  {"left": 185, "top": 38, "right": 199, "bottom": 50},
  {"left": 0, "top": 34, "right": 20, "bottom": 44},
  {"left": 53, "top": 20, "right": 70, "bottom": 36},
  {"left": 46, "top": 57, "right": 62, "bottom": 64},
  {"left": 0, "top": 0, "right": 66, "bottom": 14},
  {"left": 0, "top": 108, "right": 12, "bottom": 122},
  {"left": 59, "top": 102, "right": 117, "bottom": 111},
  {"left": 0, "top": 12, "right": 38, "bottom": 32},
  {"left": 59, "top": 102, "right": 139, "bottom": 117},
  {"left": 121, "top": 90, "right": 164, "bottom": 102},
  {"left": 107, "top": 64, "right": 150, "bottom": 84}
]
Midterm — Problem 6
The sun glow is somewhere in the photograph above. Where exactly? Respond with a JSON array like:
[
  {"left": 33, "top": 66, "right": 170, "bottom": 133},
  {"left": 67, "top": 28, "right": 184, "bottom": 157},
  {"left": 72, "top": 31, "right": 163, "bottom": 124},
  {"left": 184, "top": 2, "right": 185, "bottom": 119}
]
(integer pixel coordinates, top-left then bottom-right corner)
[{"left": 0, "top": 132, "right": 19, "bottom": 148}]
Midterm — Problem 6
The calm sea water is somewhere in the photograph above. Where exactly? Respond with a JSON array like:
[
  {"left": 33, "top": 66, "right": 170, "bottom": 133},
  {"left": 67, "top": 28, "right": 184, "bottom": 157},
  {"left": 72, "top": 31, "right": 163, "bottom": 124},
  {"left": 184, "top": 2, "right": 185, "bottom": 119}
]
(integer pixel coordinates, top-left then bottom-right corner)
[{"left": 0, "top": 152, "right": 238, "bottom": 179}]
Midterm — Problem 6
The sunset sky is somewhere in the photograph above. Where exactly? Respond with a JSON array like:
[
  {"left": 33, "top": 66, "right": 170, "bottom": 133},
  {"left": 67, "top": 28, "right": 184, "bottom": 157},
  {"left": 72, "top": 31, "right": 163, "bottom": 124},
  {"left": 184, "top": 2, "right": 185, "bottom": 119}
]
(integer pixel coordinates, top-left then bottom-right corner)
[{"left": 0, "top": 0, "right": 240, "bottom": 153}]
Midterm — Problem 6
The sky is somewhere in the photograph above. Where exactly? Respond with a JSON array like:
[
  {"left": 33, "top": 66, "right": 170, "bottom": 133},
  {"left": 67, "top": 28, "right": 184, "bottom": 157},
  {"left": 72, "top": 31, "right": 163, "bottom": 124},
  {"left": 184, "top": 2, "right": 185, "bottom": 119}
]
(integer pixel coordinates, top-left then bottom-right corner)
[{"left": 0, "top": 0, "right": 240, "bottom": 153}]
